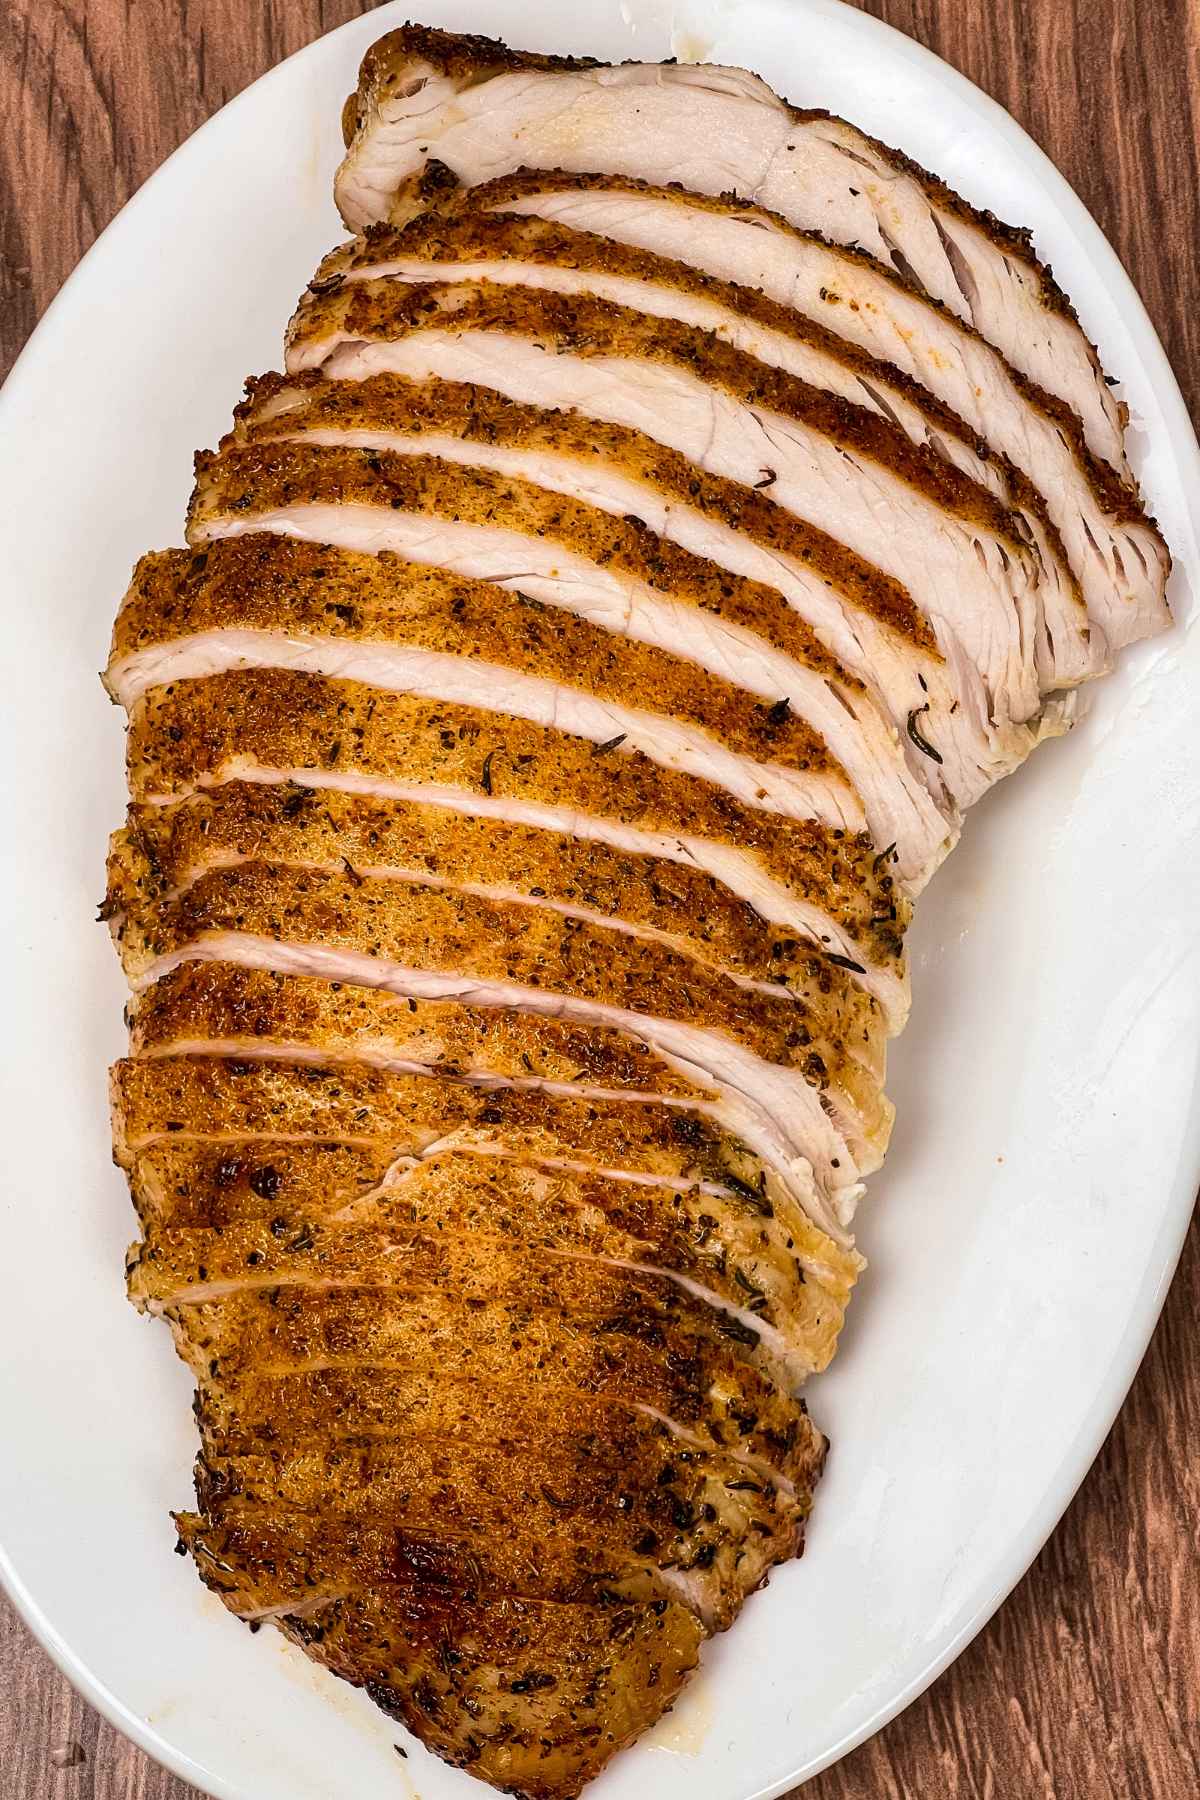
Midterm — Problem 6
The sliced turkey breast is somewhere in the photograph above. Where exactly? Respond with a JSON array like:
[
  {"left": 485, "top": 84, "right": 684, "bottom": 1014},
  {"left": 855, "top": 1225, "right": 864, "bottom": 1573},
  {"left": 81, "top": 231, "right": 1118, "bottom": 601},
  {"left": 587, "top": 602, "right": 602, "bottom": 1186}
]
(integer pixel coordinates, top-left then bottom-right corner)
[
  {"left": 121, "top": 1102, "right": 860, "bottom": 1353},
  {"left": 240, "top": 371, "right": 948, "bottom": 716},
  {"left": 116, "top": 786, "right": 869, "bottom": 1003},
  {"left": 233, "top": 371, "right": 1006, "bottom": 827},
  {"left": 111, "top": 856, "right": 885, "bottom": 1109},
  {"left": 180, "top": 1339, "right": 816, "bottom": 1620},
  {"left": 312, "top": 209, "right": 1098, "bottom": 690},
  {"left": 465, "top": 173, "right": 1169, "bottom": 651},
  {"left": 187, "top": 1569, "right": 707, "bottom": 1800},
  {"left": 286, "top": 282, "right": 1059, "bottom": 790},
  {"left": 179, "top": 1494, "right": 777, "bottom": 1641},
  {"left": 118, "top": 1096, "right": 850, "bottom": 1387},
  {"left": 182, "top": 1285, "right": 821, "bottom": 1489},
  {"left": 181, "top": 1501, "right": 774, "bottom": 1631},
  {"left": 123, "top": 965, "right": 862, "bottom": 1354},
  {"left": 113, "top": 1058, "right": 844, "bottom": 1380},
  {"left": 192, "top": 1425, "right": 812, "bottom": 1615},
  {"left": 107, "top": 849, "right": 890, "bottom": 1205},
  {"left": 189, "top": 1421, "right": 811, "bottom": 1628},
  {"left": 96, "top": 25, "right": 1177, "bottom": 1792},
  {"left": 130, "top": 494, "right": 950, "bottom": 884},
  {"left": 335, "top": 24, "right": 1126, "bottom": 478},
  {"left": 126, "top": 964, "right": 713, "bottom": 1102},
  {"left": 175, "top": 1298, "right": 816, "bottom": 1496},
  {"left": 112, "top": 1055, "right": 773, "bottom": 1201},
  {"left": 109, "top": 535, "right": 869, "bottom": 848},
  {"left": 109, "top": 825, "right": 889, "bottom": 1224},
  {"left": 113, "top": 1044, "right": 828, "bottom": 1238},
  {"left": 185, "top": 1547, "right": 706, "bottom": 1800},
  {"left": 124, "top": 671, "right": 910, "bottom": 1021},
  {"left": 124, "top": 1128, "right": 844, "bottom": 1366},
  {"left": 115, "top": 927, "right": 883, "bottom": 1244},
  {"left": 134, "top": 1199, "right": 821, "bottom": 1391}
]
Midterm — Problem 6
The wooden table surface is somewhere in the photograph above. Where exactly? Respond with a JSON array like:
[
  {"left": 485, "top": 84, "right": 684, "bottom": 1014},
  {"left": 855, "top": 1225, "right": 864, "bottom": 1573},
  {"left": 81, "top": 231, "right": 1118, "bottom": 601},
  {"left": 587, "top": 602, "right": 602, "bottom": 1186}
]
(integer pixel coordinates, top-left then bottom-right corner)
[{"left": 1, "top": 3, "right": 1197, "bottom": 1795}]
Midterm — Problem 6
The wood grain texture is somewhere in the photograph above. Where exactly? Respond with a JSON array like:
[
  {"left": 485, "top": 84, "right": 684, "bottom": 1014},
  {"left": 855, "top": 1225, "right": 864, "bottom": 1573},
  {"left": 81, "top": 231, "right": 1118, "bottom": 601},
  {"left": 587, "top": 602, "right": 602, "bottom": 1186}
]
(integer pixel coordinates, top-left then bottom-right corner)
[{"left": 0, "top": 3, "right": 1196, "bottom": 1796}]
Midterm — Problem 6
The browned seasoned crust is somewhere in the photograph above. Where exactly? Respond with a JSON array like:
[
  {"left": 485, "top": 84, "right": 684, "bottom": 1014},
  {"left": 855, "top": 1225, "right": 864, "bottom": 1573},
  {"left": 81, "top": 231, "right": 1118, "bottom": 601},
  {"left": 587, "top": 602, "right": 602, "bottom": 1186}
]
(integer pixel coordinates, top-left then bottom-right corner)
[
  {"left": 111, "top": 535, "right": 846, "bottom": 789},
  {"left": 107, "top": 850, "right": 884, "bottom": 1104},
  {"left": 128, "top": 963, "right": 708, "bottom": 1100},
  {"left": 188, "top": 450, "right": 859, "bottom": 694},
  {"left": 312, "top": 209, "right": 1082, "bottom": 603},
  {"left": 237, "top": 369, "right": 935, "bottom": 656},
  {"left": 122, "top": 670, "right": 909, "bottom": 972},
  {"left": 175, "top": 1290, "right": 817, "bottom": 1476},
  {"left": 129, "top": 1149, "right": 818, "bottom": 1341},
  {"left": 348, "top": 23, "right": 1084, "bottom": 329},
  {"left": 187, "top": 1416, "right": 810, "bottom": 1627},
  {"left": 190, "top": 1426, "right": 806, "bottom": 1592},
  {"left": 114, "top": 1040, "right": 860, "bottom": 1295},
  {"left": 194, "top": 1366, "right": 817, "bottom": 1493},
  {"left": 114, "top": 1069, "right": 849, "bottom": 1363},
  {"left": 176, "top": 1479, "right": 793, "bottom": 1626},
  {"left": 317, "top": 205, "right": 978, "bottom": 460},
  {"left": 188, "top": 444, "right": 872, "bottom": 687},
  {"left": 128, "top": 1158, "right": 832, "bottom": 1351},
  {"left": 317, "top": 207, "right": 1020, "bottom": 490},
  {"left": 182, "top": 1288, "right": 822, "bottom": 1483},
  {"left": 179, "top": 1307, "right": 825, "bottom": 1705},
  {"left": 113, "top": 1053, "right": 776, "bottom": 1199},
  {"left": 181, "top": 1505, "right": 764, "bottom": 1627},
  {"left": 112, "top": 1053, "right": 745, "bottom": 1176},
  {"left": 116, "top": 783, "right": 860, "bottom": 999},
  {"left": 345, "top": 23, "right": 601, "bottom": 154},
  {"left": 302, "top": 1587, "right": 694, "bottom": 1800},
  {"left": 127, "top": 1123, "right": 803, "bottom": 1262},
  {"left": 289, "top": 275, "right": 1030, "bottom": 584},
  {"left": 135, "top": 1208, "right": 825, "bottom": 1391},
  {"left": 113, "top": 1064, "right": 840, "bottom": 1343},
  {"left": 182, "top": 1490, "right": 714, "bottom": 1612},
  {"left": 181, "top": 1546, "right": 706, "bottom": 1800},
  {"left": 452, "top": 169, "right": 1156, "bottom": 531},
  {"left": 184, "top": 438, "right": 891, "bottom": 700}
]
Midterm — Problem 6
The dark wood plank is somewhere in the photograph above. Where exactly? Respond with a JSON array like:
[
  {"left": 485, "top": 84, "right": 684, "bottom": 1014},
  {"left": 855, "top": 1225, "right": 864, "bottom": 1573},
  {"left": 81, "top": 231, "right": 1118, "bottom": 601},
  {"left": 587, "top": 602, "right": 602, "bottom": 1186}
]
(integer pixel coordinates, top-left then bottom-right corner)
[{"left": 0, "top": 5, "right": 1195, "bottom": 1797}]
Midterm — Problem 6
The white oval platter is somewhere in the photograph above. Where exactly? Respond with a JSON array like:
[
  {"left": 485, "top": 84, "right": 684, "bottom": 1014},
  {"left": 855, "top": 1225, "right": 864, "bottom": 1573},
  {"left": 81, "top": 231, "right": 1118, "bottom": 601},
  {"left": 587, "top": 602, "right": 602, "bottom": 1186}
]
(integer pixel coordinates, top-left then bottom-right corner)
[{"left": 0, "top": 3, "right": 1196, "bottom": 1797}]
